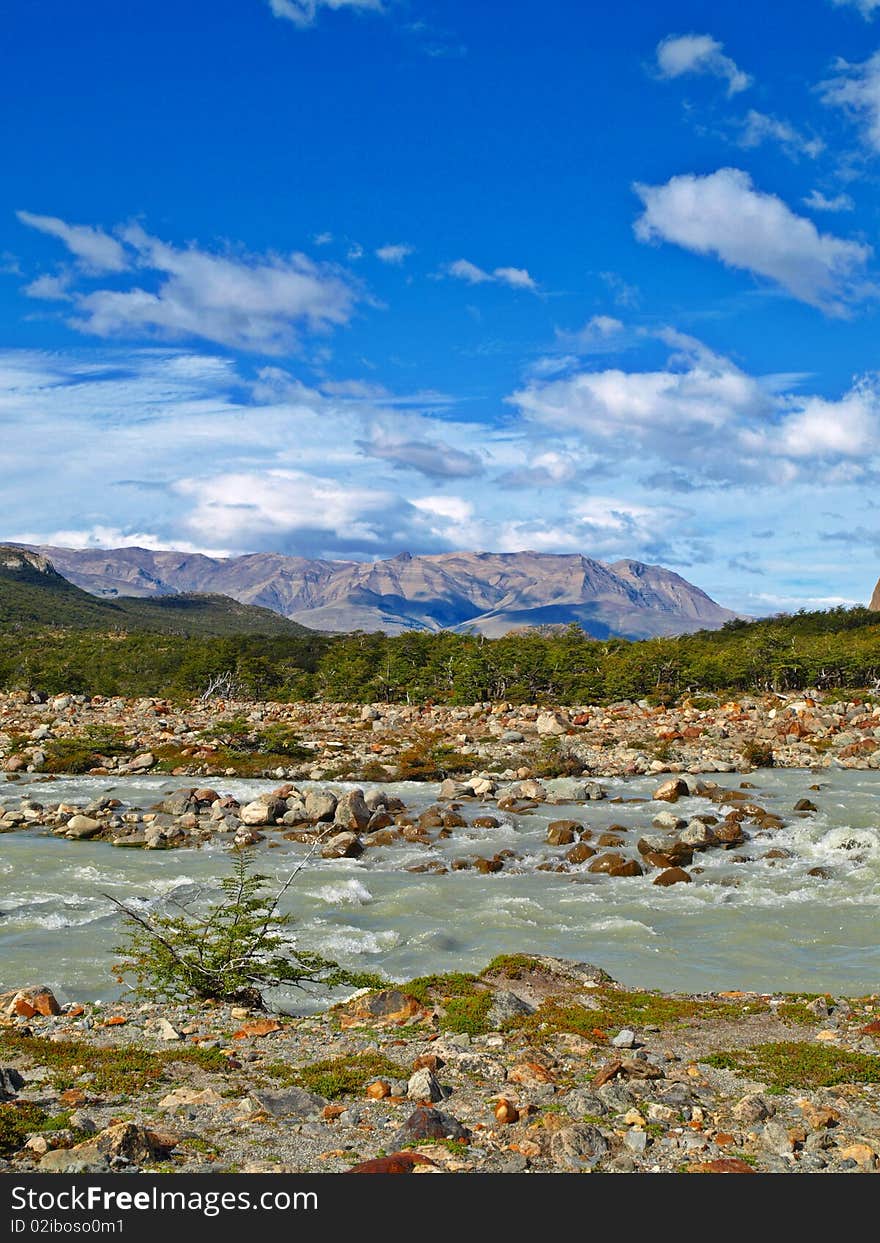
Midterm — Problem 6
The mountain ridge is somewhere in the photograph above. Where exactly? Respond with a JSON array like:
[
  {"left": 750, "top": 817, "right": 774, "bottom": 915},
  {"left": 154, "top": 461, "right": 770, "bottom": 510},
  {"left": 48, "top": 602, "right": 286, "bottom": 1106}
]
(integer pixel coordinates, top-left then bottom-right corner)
[
  {"left": 15, "top": 544, "right": 741, "bottom": 639},
  {"left": 0, "top": 546, "right": 311, "bottom": 636}
]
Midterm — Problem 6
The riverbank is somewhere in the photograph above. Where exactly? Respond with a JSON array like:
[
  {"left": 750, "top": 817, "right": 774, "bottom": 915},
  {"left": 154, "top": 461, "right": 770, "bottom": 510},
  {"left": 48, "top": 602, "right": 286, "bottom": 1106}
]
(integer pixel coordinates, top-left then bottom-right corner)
[
  {"left": 2, "top": 690, "right": 880, "bottom": 785},
  {"left": 1, "top": 956, "right": 878, "bottom": 1175}
]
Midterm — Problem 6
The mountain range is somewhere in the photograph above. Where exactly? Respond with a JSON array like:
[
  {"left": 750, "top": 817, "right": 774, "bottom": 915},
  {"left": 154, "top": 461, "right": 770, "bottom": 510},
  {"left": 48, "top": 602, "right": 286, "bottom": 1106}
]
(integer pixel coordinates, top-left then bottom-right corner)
[
  {"left": 0, "top": 547, "right": 308, "bottom": 636},
  {"left": 17, "top": 545, "right": 741, "bottom": 640}
]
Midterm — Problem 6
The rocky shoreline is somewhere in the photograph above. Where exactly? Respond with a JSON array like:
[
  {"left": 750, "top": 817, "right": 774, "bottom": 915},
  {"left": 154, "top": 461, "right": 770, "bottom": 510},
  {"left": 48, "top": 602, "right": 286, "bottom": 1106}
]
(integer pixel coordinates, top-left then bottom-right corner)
[
  {"left": 2, "top": 690, "right": 880, "bottom": 787},
  {"left": 1, "top": 957, "right": 878, "bottom": 1175}
]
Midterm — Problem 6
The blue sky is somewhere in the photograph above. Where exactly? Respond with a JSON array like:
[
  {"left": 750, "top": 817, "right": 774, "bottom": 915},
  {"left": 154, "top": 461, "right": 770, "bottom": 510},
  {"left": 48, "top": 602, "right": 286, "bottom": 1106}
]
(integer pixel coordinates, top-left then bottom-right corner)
[{"left": 2, "top": 0, "right": 880, "bottom": 614}]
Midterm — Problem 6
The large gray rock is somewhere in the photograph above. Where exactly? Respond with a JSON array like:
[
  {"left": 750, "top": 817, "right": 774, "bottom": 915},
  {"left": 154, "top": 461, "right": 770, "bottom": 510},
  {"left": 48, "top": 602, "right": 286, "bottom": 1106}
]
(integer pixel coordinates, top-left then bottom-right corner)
[
  {"left": 334, "top": 789, "right": 371, "bottom": 831},
  {"left": 0, "top": 1067, "right": 25, "bottom": 1100},
  {"left": 550, "top": 1124, "right": 609, "bottom": 1170},
  {"left": 304, "top": 790, "right": 337, "bottom": 822},
  {"left": 391, "top": 1107, "right": 470, "bottom": 1148},
  {"left": 249, "top": 1087, "right": 326, "bottom": 1118},
  {"left": 65, "top": 815, "right": 102, "bottom": 839}
]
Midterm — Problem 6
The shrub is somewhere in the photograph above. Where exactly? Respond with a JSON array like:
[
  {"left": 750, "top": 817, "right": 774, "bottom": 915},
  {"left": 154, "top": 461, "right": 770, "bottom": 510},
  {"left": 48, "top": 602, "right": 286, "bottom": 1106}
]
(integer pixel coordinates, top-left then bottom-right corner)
[{"left": 111, "top": 849, "right": 381, "bottom": 1008}]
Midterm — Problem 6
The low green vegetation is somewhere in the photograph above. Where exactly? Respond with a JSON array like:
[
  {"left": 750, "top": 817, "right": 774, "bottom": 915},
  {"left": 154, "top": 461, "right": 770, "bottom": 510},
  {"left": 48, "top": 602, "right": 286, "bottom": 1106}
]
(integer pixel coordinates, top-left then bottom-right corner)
[
  {"left": 513, "top": 987, "right": 770, "bottom": 1041},
  {"left": 279, "top": 1052, "right": 406, "bottom": 1099},
  {"left": 0, "top": 1102, "right": 92, "bottom": 1157},
  {"left": 400, "top": 972, "right": 494, "bottom": 1035},
  {"left": 0, "top": 1030, "right": 229, "bottom": 1095},
  {"left": 704, "top": 1042, "right": 880, "bottom": 1089}
]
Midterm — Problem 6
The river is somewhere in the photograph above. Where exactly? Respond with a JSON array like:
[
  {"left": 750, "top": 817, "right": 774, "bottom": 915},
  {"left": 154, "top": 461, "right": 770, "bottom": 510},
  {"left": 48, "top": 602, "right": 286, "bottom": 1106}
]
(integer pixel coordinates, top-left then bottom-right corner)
[{"left": 1, "top": 769, "right": 878, "bottom": 1007}]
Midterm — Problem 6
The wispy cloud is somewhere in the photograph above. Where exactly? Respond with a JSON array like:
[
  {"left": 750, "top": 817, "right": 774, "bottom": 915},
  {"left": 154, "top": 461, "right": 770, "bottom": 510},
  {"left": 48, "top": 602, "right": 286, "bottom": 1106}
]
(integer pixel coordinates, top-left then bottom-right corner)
[
  {"left": 820, "top": 51, "right": 880, "bottom": 154},
  {"left": 737, "top": 110, "right": 825, "bottom": 160},
  {"left": 16, "top": 214, "right": 360, "bottom": 354},
  {"left": 655, "top": 33, "right": 751, "bottom": 96},
  {"left": 375, "top": 242, "right": 415, "bottom": 265},
  {"left": 268, "top": 0, "right": 384, "bottom": 29},
  {"left": 830, "top": 0, "right": 880, "bottom": 18},
  {"left": 634, "top": 168, "right": 873, "bottom": 314},
  {"left": 803, "top": 189, "right": 855, "bottom": 212},
  {"left": 16, "top": 211, "right": 128, "bottom": 274},
  {"left": 446, "top": 258, "right": 537, "bottom": 290}
]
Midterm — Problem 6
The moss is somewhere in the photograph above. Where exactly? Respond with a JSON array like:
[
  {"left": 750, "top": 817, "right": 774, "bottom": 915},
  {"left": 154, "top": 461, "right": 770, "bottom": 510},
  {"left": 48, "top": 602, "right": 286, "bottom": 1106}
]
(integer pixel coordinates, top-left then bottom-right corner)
[
  {"left": 482, "top": 954, "right": 540, "bottom": 980},
  {"left": 40, "top": 727, "right": 129, "bottom": 774},
  {"left": 0, "top": 1103, "right": 91, "bottom": 1156},
  {"left": 703, "top": 1042, "right": 880, "bottom": 1089},
  {"left": 774, "top": 1000, "right": 824, "bottom": 1025},
  {"left": 442, "top": 993, "right": 494, "bottom": 1036},
  {"left": 277, "top": 1052, "right": 407, "bottom": 1100},
  {"left": 400, "top": 972, "right": 481, "bottom": 1006},
  {"left": 399, "top": 971, "right": 494, "bottom": 1035},
  {"left": 0, "top": 1030, "right": 231, "bottom": 1095},
  {"left": 512, "top": 988, "right": 760, "bottom": 1041}
]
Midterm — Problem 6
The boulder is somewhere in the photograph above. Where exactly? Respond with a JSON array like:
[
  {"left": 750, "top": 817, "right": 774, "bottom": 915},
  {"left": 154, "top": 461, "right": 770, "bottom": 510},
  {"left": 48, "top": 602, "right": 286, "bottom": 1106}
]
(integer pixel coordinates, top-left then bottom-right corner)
[
  {"left": 546, "top": 820, "right": 579, "bottom": 846},
  {"left": 536, "top": 712, "right": 569, "bottom": 736},
  {"left": 0, "top": 1067, "right": 25, "bottom": 1100},
  {"left": 65, "top": 815, "right": 102, "bottom": 839},
  {"left": 391, "top": 1107, "right": 470, "bottom": 1149},
  {"left": 653, "top": 778, "right": 690, "bottom": 803},
  {"left": 334, "top": 789, "right": 371, "bottom": 831},
  {"left": 304, "top": 790, "right": 337, "bottom": 822},
  {"left": 320, "top": 831, "right": 363, "bottom": 859}
]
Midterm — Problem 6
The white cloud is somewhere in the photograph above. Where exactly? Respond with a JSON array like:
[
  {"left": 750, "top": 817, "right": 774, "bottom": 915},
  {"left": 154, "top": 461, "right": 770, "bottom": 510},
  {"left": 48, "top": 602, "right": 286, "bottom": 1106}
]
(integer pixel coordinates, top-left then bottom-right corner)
[
  {"left": 176, "top": 468, "right": 408, "bottom": 552},
  {"left": 446, "top": 258, "right": 537, "bottom": 290},
  {"left": 268, "top": 0, "right": 384, "bottom": 28},
  {"left": 820, "top": 51, "right": 880, "bottom": 153},
  {"left": 24, "top": 272, "right": 74, "bottom": 301},
  {"left": 17, "top": 210, "right": 128, "bottom": 274},
  {"left": 803, "top": 189, "right": 855, "bottom": 212},
  {"left": 493, "top": 266, "right": 536, "bottom": 290},
  {"left": 555, "top": 315, "right": 625, "bottom": 354},
  {"left": 375, "top": 243, "right": 415, "bottom": 264},
  {"left": 655, "top": 33, "right": 751, "bottom": 96},
  {"left": 19, "top": 216, "right": 359, "bottom": 354},
  {"left": 830, "top": 0, "right": 880, "bottom": 18},
  {"left": 634, "top": 168, "right": 872, "bottom": 313},
  {"left": 738, "top": 110, "right": 824, "bottom": 160},
  {"left": 508, "top": 333, "right": 880, "bottom": 487}
]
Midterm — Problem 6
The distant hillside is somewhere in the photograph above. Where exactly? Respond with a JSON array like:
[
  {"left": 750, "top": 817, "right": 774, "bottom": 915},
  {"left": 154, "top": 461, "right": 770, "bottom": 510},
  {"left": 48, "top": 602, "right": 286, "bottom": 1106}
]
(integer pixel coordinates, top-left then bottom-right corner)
[
  {"left": 0, "top": 547, "right": 310, "bottom": 636},
  {"left": 23, "top": 545, "right": 741, "bottom": 640}
]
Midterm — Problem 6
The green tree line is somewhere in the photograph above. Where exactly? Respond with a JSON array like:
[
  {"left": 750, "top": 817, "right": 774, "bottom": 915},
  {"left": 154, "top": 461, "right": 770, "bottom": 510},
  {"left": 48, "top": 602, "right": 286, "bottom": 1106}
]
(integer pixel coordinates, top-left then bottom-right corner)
[{"left": 1, "top": 606, "right": 879, "bottom": 703}]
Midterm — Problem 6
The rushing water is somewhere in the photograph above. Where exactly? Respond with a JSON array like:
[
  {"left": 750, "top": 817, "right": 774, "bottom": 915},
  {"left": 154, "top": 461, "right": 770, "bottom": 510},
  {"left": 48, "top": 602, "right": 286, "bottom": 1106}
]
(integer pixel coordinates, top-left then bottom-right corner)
[{"left": 1, "top": 769, "right": 878, "bottom": 1007}]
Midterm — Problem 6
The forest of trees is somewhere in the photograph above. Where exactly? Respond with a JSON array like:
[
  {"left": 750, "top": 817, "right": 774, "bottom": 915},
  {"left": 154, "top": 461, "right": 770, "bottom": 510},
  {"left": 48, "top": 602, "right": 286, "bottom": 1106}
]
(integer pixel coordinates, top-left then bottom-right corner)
[{"left": 0, "top": 606, "right": 879, "bottom": 703}]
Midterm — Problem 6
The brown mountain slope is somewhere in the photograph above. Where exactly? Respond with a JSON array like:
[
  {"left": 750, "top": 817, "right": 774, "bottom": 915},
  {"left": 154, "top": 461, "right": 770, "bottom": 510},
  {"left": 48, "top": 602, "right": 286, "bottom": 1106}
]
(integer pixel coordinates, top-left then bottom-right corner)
[{"left": 20, "top": 545, "right": 740, "bottom": 639}]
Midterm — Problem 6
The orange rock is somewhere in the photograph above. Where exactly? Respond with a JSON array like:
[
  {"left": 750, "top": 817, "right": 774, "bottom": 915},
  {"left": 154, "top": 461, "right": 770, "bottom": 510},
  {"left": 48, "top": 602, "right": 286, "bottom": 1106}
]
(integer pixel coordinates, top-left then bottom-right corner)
[
  {"left": 67, "top": 1005, "right": 85, "bottom": 1017},
  {"left": 494, "top": 1099, "right": 519, "bottom": 1125},
  {"left": 366, "top": 1079, "right": 391, "bottom": 1099},
  {"left": 687, "top": 1158, "right": 756, "bottom": 1174},
  {"left": 591, "top": 1059, "right": 624, "bottom": 1088},
  {"left": 322, "top": 1105, "right": 346, "bottom": 1121},
  {"left": 508, "top": 1061, "right": 555, "bottom": 1086},
  {"left": 13, "top": 999, "right": 37, "bottom": 1019},
  {"left": 232, "top": 1018, "right": 282, "bottom": 1039},
  {"left": 103, "top": 1016, "right": 127, "bottom": 1027},
  {"left": 860, "top": 1020, "right": 880, "bottom": 1035},
  {"left": 347, "top": 1151, "right": 439, "bottom": 1174},
  {"left": 412, "top": 1053, "right": 444, "bottom": 1072},
  {"left": 59, "top": 1089, "right": 87, "bottom": 1107}
]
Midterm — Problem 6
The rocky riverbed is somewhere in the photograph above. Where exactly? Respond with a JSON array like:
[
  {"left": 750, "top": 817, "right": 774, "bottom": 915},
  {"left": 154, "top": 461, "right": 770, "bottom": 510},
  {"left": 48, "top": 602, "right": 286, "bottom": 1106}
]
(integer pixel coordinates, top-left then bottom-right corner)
[
  {"left": 2, "top": 690, "right": 880, "bottom": 787},
  {"left": 1, "top": 956, "right": 878, "bottom": 1176}
]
